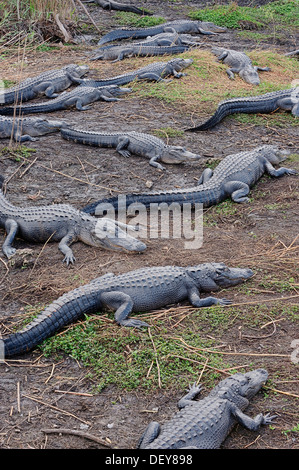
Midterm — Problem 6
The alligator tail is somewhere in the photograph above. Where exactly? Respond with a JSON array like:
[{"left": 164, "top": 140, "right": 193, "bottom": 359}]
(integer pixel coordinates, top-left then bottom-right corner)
[
  {"left": 3, "top": 283, "right": 101, "bottom": 358},
  {"left": 0, "top": 103, "right": 52, "bottom": 116},
  {"left": 185, "top": 99, "right": 277, "bottom": 132}
]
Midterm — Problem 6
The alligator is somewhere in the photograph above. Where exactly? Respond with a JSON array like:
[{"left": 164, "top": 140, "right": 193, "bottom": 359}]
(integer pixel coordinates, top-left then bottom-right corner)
[
  {"left": 97, "top": 19, "right": 227, "bottom": 46},
  {"left": 71, "top": 58, "right": 193, "bottom": 88},
  {"left": 0, "top": 85, "right": 131, "bottom": 116},
  {"left": 0, "top": 175, "right": 146, "bottom": 265},
  {"left": 84, "top": 0, "right": 152, "bottom": 15},
  {"left": 82, "top": 145, "right": 297, "bottom": 215},
  {"left": 94, "top": 31, "right": 200, "bottom": 52},
  {"left": 90, "top": 43, "right": 191, "bottom": 62},
  {"left": 60, "top": 127, "right": 202, "bottom": 170},
  {"left": 0, "top": 64, "right": 89, "bottom": 106},
  {"left": 285, "top": 49, "right": 299, "bottom": 57},
  {"left": 185, "top": 87, "right": 299, "bottom": 132},
  {"left": 211, "top": 47, "right": 271, "bottom": 85},
  {"left": 138, "top": 369, "right": 276, "bottom": 449},
  {"left": 2, "top": 262, "right": 253, "bottom": 357},
  {"left": 0, "top": 116, "right": 70, "bottom": 142}
]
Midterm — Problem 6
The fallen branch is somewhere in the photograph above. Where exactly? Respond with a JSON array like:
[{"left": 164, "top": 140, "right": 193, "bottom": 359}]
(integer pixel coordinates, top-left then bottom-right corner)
[{"left": 42, "top": 428, "right": 112, "bottom": 447}]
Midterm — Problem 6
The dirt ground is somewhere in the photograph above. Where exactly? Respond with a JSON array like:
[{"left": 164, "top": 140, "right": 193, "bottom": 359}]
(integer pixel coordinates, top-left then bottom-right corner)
[{"left": 0, "top": 0, "right": 298, "bottom": 450}]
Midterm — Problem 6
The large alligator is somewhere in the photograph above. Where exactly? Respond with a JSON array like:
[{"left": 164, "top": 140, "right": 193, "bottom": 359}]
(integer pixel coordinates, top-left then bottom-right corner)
[
  {"left": 0, "top": 116, "right": 70, "bottom": 142},
  {"left": 0, "top": 175, "right": 146, "bottom": 265},
  {"left": 2, "top": 262, "right": 253, "bottom": 357},
  {"left": 82, "top": 145, "right": 297, "bottom": 215},
  {"left": 60, "top": 127, "right": 202, "bottom": 170},
  {"left": 0, "top": 85, "right": 131, "bottom": 115},
  {"left": 212, "top": 47, "right": 270, "bottom": 85},
  {"left": 185, "top": 87, "right": 299, "bottom": 132},
  {"left": 84, "top": 0, "right": 152, "bottom": 15},
  {"left": 71, "top": 58, "right": 193, "bottom": 87},
  {"left": 0, "top": 64, "right": 89, "bottom": 105},
  {"left": 138, "top": 369, "right": 276, "bottom": 449},
  {"left": 90, "top": 43, "right": 191, "bottom": 62},
  {"left": 97, "top": 19, "right": 227, "bottom": 46}
]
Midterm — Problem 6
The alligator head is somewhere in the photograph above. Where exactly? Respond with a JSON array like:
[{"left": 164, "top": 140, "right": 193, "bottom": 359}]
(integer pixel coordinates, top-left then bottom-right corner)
[
  {"left": 186, "top": 262, "right": 253, "bottom": 290},
  {"left": 98, "top": 85, "right": 132, "bottom": 100},
  {"left": 171, "top": 57, "right": 194, "bottom": 71},
  {"left": 79, "top": 213, "right": 147, "bottom": 253},
  {"left": 199, "top": 21, "right": 228, "bottom": 33},
  {"left": 210, "top": 369, "right": 269, "bottom": 401},
  {"left": 256, "top": 145, "right": 290, "bottom": 164},
  {"left": 239, "top": 66, "right": 261, "bottom": 85},
  {"left": 160, "top": 146, "right": 202, "bottom": 164},
  {"left": 22, "top": 117, "right": 71, "bottom": 136},
  {"left": 65, "top": 63, "right": 89, "bottom": 77}
]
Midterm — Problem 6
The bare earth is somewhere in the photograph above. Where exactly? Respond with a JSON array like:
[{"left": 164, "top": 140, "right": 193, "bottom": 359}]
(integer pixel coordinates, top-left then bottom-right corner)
[{"left": 0, "top": 1, "right": 298, "bottom": 450}]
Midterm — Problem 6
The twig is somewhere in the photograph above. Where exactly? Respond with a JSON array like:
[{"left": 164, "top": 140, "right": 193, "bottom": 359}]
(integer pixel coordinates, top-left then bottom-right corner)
[
  {"left": 42, "top": 428, "right": 112, "bottom": 447},
  {"left": 23, "top": 394, "right": 91, "bottom": 425},
  {"left": 264, "top": 386, "right": 299, "bottom": 399},
  {"left": 54, "top": 390, "right": 93, "bottom": 397},
  {"left": 148, "top": 328, "right": 162, "bottom": 388},
  {"left": 75, "top": 0, "right": 102, "bottom": 33}
]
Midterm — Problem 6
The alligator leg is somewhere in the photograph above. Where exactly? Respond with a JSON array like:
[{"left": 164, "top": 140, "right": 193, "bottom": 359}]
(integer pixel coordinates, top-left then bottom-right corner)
[
  {"left": 13, "top": 131, "right": 37, "bottom": 143},
  {"left": 226, "top": 68, "right": 236, "bottom": 80},
  {"left": 58, "top": 233, "right": 77, "bottom": 265},
  {"left": 100, "top": 291, "right": 149, "bottom": 327},
  {"left": 33, "top": 82, "right": 59, "bottom": 98},
  {"left": 2, "top": 219, "right": 18, "bottom": 258},
  {"left": 137, "top": 422, "right": 161, "bottom": 448},
  {"left": 149, "top": 156, "right": 166, "bottom": 170},
  {"left": 187, "top": 285, "right": 232, "bottom": 307},
  {"left": 264, "top": 161, "right": 297, "bottom": 178},
  {"left": 115, "top": 137, "right": 132, "bottom": 158},
  {"left": 137, "top": 72, "right": 169, "bottom": 82},
  {"left": 277, "top": 97, "right": 299, "bottom": 116},
  {"left": 231, "top": 404, "right": 277, "bottom": 431},
  {"left": 255, "top": 66, "right": 271, "bottom": 72},
  {"left": 223, "top": 181, "right": 250, "bottom": 203},
  {"left": 197, "top": 168, "right": 213, "bottom": 185},
  {"left": 177, "top": 383, "right": 203, "bottom": 409}
]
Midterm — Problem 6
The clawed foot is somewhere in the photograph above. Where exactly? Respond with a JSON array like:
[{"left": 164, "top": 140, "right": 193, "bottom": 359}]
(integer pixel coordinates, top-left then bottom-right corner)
[
  {"left": 3, "top": 246, "right": 16, "bottom": 258},
  {"left": 262, "top": 413, "right": 277, "bottom": 425},
  {"left": 63, "top": 254, "right": 76, "bottom": 265},
  {"left": 120, "top": 318, "right": 149, "bottom": 328},
  {"left": 217, "top": 298, "right": 232, "bottom": 305}
]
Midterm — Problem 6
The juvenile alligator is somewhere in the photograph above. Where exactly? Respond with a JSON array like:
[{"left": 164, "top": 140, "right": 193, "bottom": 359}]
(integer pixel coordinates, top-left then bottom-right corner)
[
  {"left": 212, "top": 47, "right": 270, "bottom": 85},
  {"left": 0, "top": 64, "right": 89, "bottom": 105},
  {"left": 90, "top": 44, "right": 191, "bottom": 62},
  {"left": 2, "top": 262, "right": 253, "bottom": 357},
  {"left": 186, "top": 87, "right": 299, "bottom": 131},
  {"left": 0, "top": 85, "right": 131, "bottom": 115},
  {"left": 138, "top": 369, "right": 276, "bottom": 449},
  {"left": 97, "top": 19, "right": 227, "bottom": 46},
  {"left": 71, "top": 58, "right": 193, "bottom": 87},
  {"left": 84, "top": 0, "right": 152, "bottom": 15},
  {"left": 0, "top": 175, "right": 146, "bottom": 265},
  {"left": 60, "top": 127, "right": 202, "bottom": 170},
  {"left": 82, "top": 145, "right": 297, "bottom": 215},
  {"left": 0, "top": 116, "right": 70, "bottom": 142}
]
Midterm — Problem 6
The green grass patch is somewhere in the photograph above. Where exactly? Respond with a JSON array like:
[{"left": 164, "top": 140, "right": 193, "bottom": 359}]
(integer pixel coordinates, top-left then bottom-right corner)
[
  {"left": 189, "top": 1, "right": 299, "bottom": 30},
  {"left": 19, "top": 298, "right": 296, "bottom": 392},
  {"left": 114, "top": 12, "right": 165, "bottom": 28},
  {"left": 152, "top": 127, "right": 184, "bottom": 139}
]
